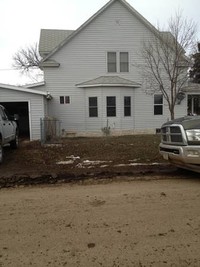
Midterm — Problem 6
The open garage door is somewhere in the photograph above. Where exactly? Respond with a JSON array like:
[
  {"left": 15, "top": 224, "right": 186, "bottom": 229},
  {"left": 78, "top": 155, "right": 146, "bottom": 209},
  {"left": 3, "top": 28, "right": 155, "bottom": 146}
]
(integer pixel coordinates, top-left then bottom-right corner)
[{"left": 0, "top": 102, "right": 30, "bottom": 139}]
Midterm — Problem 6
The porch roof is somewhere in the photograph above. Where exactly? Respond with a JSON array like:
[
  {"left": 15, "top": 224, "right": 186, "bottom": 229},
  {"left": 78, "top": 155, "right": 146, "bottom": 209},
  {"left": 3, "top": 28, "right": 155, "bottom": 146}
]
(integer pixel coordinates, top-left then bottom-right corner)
[
  {"left": 76, "top": 76, "right": 141, "bottom": 88},
  {"left": 182, "top": 83, "right": 200, "bottom": 93}
]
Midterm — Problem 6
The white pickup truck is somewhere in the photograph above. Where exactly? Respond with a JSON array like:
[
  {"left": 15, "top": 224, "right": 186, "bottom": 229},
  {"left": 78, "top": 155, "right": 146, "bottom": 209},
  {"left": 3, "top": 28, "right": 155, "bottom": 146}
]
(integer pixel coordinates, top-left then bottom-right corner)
[
  {"left": 0, "top": 104, "right": 19, "bottom": 163},
  {"left": 159, "top": 116, "right": 200, "bottom": 172}
]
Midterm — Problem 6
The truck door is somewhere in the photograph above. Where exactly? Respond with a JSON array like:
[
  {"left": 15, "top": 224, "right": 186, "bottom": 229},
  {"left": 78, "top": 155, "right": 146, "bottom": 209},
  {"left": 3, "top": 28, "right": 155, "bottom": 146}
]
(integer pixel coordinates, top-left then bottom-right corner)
[{"left": 0, "top": 106, "right": 14, "bottom": 141}]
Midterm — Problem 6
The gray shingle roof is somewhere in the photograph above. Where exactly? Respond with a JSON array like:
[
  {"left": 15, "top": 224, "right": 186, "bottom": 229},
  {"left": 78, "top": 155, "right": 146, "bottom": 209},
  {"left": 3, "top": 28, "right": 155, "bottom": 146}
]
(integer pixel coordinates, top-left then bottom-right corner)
[
  {"left": 39, "top": 29, "right": 74, "bottom": 57},
  {"left": 76, "top": 76, "right": 141, "bottom": 88}
]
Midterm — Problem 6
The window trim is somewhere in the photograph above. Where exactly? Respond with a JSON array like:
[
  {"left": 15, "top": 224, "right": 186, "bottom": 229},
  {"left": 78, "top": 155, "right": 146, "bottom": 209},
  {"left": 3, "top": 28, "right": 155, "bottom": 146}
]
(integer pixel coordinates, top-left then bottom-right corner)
[
  {"left": 89, "top": 97, "right": 98, "bottom": 117},
  {"left": 107, "top": 96, "right": 116, "bottom": 117},
  {"left": 154, "top": 94, "right": 163, "bottom": 115},
  {"left": 60, "top": 96, "right": 70, "bottom": 104},
  {"left": 120, "top": 52, "right": 129, "bottom": 73},
  {"left": 107, "top": 51, "right": 129, "bottom": 73},
  {"left": 124, "top": 96, "right": 131, "bottom": 117},
  {"left": 107, "top": 52, "right": 117, "bottom": 73}
]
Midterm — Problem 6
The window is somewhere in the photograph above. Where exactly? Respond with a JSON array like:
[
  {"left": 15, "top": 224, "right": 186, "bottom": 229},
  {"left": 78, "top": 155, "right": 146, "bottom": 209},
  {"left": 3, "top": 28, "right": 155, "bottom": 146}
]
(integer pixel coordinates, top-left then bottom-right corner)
[
  {"left": 107, "top": 96, "right": 116, "bottom": 117},
  {"left": 124, "top": 96, "right": 131, "bottom": 116},
  {"left": 107, "top": 52, "right": 117, "bottom": 73},
  {"left": 89, "top": 97, "right": 98, "bottom": 117},
  {"left": 188, "top": 95, "right": 200, "bottom": 115},
  {"left": 60, "top": 96, "right": 64, "bottom": 104},
  {"left": 154, "top": 94, "right": 163, "bottom": 115},
  {"left": 120, "top": 52, "right": 129, "bottom": 72},
  {"left": 65, "top": 96, "right": 70, "bottom": 104},
  {"left": 107, "top": 52, "right": 129, "bottom": 73},
  {"left": 60, "top": 96, "right": 70, "bottom": 104}
]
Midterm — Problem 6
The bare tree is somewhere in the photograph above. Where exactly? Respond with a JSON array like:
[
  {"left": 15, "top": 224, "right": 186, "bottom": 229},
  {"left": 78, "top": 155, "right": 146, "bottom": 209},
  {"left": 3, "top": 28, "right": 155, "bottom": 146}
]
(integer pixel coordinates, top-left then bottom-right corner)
[
  {"left": 141, "top": 11, "right": 197, "bottom": 120},
  {"left": 13, "top": 43, "right": 43, "bottom": 82},
  {"left": 13, "top": 43, "right": 41, "bottom": 71}
]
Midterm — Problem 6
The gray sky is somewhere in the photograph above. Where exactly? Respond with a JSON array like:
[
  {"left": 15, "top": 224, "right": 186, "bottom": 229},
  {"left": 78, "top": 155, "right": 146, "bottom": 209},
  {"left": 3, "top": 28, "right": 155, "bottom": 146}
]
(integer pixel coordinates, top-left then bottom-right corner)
[{"left": 0, "top": 0, "right": 199, "bottom": 85}]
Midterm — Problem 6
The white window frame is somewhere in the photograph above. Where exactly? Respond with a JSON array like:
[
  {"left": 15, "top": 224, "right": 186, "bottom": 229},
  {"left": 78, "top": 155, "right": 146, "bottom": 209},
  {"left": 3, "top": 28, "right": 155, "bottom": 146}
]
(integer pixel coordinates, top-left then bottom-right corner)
[
  {"left": 124, "top": 96, "right": 131, "bottom": 117},
  {"left": 89, "top": 97, "right": 98, "bottom": 117},
  {"left": 107, "top": 51, "right": 129, "bottom": 73},
  {"left": 60, "top": 96, "right": 70, "bottom": 104},
  {"left": 107, "top": 96, "right": 116, "bottom": 117},
  {"left": 154, "top": 94, "right": 163, "bottom": 115}
]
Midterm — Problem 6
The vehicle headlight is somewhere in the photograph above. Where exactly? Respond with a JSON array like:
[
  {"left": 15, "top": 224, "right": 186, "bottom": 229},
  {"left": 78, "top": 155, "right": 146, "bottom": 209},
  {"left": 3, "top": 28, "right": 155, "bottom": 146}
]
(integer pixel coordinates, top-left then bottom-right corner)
[{"left": 186, "top": 129, "right": 200, "bottom": 144}]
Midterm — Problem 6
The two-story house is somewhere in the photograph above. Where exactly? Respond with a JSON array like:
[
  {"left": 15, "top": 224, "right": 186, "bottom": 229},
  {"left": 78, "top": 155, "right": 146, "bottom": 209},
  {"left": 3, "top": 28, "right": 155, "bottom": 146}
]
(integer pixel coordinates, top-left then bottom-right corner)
[
  {"left": 38, "top": 0, "right": 189, "bottom": 137},
  {"left": 1, "top": 0, "right": 195, "bottom": 140}
]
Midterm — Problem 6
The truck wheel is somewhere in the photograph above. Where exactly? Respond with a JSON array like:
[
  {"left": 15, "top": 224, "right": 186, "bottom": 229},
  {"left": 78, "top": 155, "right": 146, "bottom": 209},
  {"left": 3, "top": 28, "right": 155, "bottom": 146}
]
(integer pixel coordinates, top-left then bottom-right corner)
[
  {"left": 10, "top": 131, "right": 19, "bottom": 149},
  {"left": 0, "top": 140, "right": 3, "bottom": 164}
]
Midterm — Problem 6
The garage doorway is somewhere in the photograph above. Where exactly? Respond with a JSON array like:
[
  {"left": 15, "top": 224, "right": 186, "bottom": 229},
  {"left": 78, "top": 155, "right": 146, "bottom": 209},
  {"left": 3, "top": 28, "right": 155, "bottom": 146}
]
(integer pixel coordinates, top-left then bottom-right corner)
[{"left": 0, "top": 102, "right": 30, "bottom": 139}]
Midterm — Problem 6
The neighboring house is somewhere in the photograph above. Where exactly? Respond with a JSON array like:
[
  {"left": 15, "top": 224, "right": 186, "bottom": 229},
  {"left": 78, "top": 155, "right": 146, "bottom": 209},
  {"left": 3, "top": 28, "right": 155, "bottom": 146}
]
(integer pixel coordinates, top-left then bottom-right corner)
[{"left": 0, "top": 0, "right": 198, "bottom": 140}]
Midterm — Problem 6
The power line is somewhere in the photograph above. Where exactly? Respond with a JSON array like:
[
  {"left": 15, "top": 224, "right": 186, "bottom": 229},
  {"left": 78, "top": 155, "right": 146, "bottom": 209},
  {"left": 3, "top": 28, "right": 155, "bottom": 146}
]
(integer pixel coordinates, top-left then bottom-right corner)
[{"left": 0, "top": 69, "right": 20, "bottom": 71}]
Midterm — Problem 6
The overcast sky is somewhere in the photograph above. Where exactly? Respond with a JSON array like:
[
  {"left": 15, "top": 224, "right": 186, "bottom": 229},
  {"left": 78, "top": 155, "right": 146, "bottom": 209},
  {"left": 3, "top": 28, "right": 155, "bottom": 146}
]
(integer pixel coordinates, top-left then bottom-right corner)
[{"left": 0, "top": 0, "right": 199, "bottom": 85}]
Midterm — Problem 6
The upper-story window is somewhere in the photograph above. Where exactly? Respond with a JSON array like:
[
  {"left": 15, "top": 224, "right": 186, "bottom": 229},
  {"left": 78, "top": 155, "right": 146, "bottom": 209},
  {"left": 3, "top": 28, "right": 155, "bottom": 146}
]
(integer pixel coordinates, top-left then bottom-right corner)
[
  {"left": 154, "top": 94, "right": 163, "bottom": 115},
  {"left": 107, "top": 52, "right": 129, "bottom": 73},
  {"left": 107, "top": 52, "right": 117, "bottom": 73},
  {"left": 120, "top": 52, "right": 129, "bottom": 72}
]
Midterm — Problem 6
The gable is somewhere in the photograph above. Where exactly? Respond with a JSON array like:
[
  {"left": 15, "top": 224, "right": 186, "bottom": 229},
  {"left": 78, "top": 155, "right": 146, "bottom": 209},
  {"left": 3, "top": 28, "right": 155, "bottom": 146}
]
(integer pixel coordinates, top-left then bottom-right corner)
[{"left": 40, "top": 0, "right": 159, "bottom": 63}]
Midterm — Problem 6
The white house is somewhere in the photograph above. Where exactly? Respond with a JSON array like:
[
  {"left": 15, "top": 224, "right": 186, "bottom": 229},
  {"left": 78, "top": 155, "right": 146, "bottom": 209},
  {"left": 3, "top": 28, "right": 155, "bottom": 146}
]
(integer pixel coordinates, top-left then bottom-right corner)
[
  {"left": 38, "top": 0, "right": 189, "bottom": 137},
  {"left": 1, "top": 0, "right": 198, "bottom": 140}
]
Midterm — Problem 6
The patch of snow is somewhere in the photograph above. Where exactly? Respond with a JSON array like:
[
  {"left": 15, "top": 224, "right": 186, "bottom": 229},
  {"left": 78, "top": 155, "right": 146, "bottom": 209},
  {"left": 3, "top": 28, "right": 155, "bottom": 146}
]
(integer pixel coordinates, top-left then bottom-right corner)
[
  {"left": 56, "top": 160, "right": 74, "bottom": 165},
  {"left": 76, "top": 160, "right": 112, "bottom": 168},
  {"left": 76, "top": 163, "right": 85, "bottom": 168},
  {"left": 66, "top": 155, "right": 80, "bottom": 160},
  {"left": 100, "top": 165, "right": 109, "bottom": 168},
  {"left": 82, "top": 160, "right": 111, "bottom": 165},
  {"left": 114, "top": 163, "right": 161, "bottom": 167}
]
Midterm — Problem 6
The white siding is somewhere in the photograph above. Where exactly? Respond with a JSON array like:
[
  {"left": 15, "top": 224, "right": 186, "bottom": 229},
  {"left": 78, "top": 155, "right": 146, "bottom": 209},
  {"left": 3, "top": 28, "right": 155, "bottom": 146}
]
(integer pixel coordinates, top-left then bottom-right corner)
[
  {"left": 0, "top": 89, "right": 45, "bottom": 140},
  {"left": 84, "top": 87, "right": 135, "bottom": 132},
  {"left": 43, "top": 0, "right": 187, "bottom": 134}
]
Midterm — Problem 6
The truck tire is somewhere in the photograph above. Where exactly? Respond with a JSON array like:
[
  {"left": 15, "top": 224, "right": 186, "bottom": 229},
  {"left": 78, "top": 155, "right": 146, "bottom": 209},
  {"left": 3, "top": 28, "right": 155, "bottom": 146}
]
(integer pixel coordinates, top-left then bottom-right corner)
[
  {"left": 10, "top": 131, "right": 19, "bottom": 149},
  {"left": 0, "top": 139, "right": 3, "bottom": 164}
]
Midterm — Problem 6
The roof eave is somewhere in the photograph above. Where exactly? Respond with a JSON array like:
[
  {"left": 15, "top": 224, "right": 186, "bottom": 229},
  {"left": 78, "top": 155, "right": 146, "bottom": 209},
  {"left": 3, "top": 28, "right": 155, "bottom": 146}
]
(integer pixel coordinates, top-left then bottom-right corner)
[
  {"left": 0, "top": 83, "right": 48, "bottom": 96},
  {"left": 76, "top": 83, "right": 141, "bottom": 88},
  {"left": 39, "top": 61, "right": 60, "bottom": 68}
]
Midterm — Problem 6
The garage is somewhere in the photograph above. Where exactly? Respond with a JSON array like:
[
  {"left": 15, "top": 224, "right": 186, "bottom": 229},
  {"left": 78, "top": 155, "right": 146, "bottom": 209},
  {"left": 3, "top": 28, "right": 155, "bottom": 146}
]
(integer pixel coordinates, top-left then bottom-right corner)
[
  {"left": 0, "top": 101, "right": 30, "bottom": 138},
  {"left": 0, "top": 83, "right": 48, "bottom": 140}
]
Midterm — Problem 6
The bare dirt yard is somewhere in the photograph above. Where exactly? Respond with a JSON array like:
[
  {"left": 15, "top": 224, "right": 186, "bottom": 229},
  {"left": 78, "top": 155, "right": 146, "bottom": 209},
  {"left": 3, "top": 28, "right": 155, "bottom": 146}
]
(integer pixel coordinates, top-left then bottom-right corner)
[
  {"left": 0, "top": 178, "right": 200, "bottom": 267},
  {"left": 0, "top": 135, "right": 178, "bottom": 188}
]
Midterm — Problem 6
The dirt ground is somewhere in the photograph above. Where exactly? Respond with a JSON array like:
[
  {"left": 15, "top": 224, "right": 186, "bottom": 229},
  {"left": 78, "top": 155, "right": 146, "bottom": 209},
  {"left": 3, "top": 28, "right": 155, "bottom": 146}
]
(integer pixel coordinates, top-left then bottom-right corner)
[
  {"left": 0, "top": 177, "right": 200, "bottom": 267},
  {"left": 1, "top": 135, "right": 164, "bottom": 176},
  {"left": 0, "top": 135, "right": 175, "bottom": 188}
]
